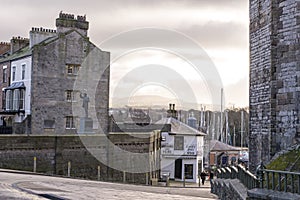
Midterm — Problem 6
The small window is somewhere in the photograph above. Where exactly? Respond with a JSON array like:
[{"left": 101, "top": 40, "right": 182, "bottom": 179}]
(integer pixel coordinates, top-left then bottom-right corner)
[
  {"left": 12, "top": 66, "right": 16, "bottom": 81},
  {"left": 66, "top": 64, "right": 80, "bottom": 75},
  {"left": 3, "top": 68, "right": 7, "bottom": 83},
  {"left": 21, "top": 64, "right": 26, "bottom": 80},
  {"left": 65, "top": 90, "right": 76, "bottom": 102},
  {"left": 66, "top": 116, "right": 76, "bottom": 129},
  {"left": 174, "top": 136, "right": 184, "bottom": 150}
]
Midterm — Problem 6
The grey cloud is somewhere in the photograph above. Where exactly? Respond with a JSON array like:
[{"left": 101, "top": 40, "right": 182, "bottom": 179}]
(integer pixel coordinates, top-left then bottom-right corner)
[{"left": 181, "top": 21, "right": 248, "bottom": 49}]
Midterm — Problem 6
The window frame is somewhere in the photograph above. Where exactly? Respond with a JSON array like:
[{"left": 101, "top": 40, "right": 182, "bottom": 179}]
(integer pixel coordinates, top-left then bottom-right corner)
[
  {"left": 21, "top": 64, "right": 26, "bottom": 80},
  {"left": 3, "top": 67, "right": 7, "bottom": 83},
  {"left": 12, "top": 66, "right": 16, "bottom": 81},
  {"left": 174, "top": 136, "right": 184, "bottom": 150},
  {"left": 65, "top": 116, "right": 76, "bottom": 129}
]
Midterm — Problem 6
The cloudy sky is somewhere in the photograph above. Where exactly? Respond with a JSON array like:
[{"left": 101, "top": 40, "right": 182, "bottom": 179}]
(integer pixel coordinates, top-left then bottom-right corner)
[{"left": 1, "top": 0, "right": 249, "bottom": 109}]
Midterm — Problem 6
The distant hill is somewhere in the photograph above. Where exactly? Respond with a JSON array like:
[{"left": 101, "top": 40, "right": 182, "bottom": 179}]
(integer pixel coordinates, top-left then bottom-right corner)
[{"left": 110, "top": 95, "right": 215, "bottom": 110}]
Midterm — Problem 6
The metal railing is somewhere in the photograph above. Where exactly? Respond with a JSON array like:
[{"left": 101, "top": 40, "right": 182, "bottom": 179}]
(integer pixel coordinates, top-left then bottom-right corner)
[
  {"left": 217, "top": 164, "right": 300, "bottom": 195},
  {"left": 260, "top": 169, "right": 300, "bottom": 194},
  {"left": 217, "top": 164, "right": 259, "bottom": 190}
]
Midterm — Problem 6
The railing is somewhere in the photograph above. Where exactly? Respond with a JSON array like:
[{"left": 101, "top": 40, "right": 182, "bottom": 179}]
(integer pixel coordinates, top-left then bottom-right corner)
[
  {"left": 217, "top": 164, "right": 300, "bottom": 195},
  {"left": 260, "top": 169, "right": 300, "bottom": 194},
  {"left": 217, "top": 164, "right": 259, "bottom": 190}
]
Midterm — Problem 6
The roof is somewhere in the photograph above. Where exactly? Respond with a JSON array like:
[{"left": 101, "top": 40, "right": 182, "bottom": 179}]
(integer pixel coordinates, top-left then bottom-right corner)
[
  {"left": 5, "top": 81, "right": 25, "bottom": 90},
  {"left": 156, "top": 117, "right": 206, "bottom": 136},
  {"left": 210, "top": 140, "right": 241, "bottom": 152},
  {"left": 0, "top": 46, "right": 31, "bottom": 63}
]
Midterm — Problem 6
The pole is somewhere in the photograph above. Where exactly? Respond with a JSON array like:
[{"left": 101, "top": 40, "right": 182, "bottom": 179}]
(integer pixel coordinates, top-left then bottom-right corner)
[
  {"left": 241, "top": 110, "right": 244, "bottom": 148},
  {"left": 67, "top": 161, "right": 71, "bottom": 177},
  {"left": 98, "top": 165, "right": 101, "bottom": 181},
  {"left": 123, "top": 171, "right": 126, "bottom": 183},
  {"left": 146, "top": 172, "right": 149, "bottom": 185},
  {"left": 220, "top": 88, "right": 223, "bottom": 142},
  {"left": 233, "top": 125, "right": 236, "bottom": 146},
  {"left": 33, "top": 157, "right": 36, "bottom": 173}
]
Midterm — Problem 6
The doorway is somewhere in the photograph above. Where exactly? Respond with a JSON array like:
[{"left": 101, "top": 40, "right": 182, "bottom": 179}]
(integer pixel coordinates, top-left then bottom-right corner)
[{"left": 175, "top": 159, "right": 182, "bottom": 179}]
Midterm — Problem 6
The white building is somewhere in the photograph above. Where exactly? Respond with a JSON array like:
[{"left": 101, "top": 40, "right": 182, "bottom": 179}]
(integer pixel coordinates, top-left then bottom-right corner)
[
  {"left": 7, "top": 52, "right": 32, "bottom": 122},
  {"left": 158, "top": 117, "right": 206, "bottom": 183}
]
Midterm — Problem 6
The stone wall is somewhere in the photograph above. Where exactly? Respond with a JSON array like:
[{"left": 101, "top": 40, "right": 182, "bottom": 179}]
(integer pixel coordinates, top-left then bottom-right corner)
[
  {"left": 211, "top": 179, "right": 248, "bottom": 200},
  {"left": 249, "top": 0, "right": 300, "bottom": 172},
  {"left": 0, "top": 134, "right": 159, "bottom": 184},
  {"left": 30, "top": 18, "right": 110, "bottom": 135}
]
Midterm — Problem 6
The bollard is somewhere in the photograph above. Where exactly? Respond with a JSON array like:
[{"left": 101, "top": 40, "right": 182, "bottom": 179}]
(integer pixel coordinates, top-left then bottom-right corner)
[
  {"left": 97, "top": 165, "right": 101, "bottom": 181},
  {"left": 33, "top": 157, "right": 37, "bottom": 173},
  {"left": 166, "top": 176, "right": 170, "bottom": 187},
  {"left": 123, "top": 171, "right": 126, "bottom": 183},
  {"left": 67, "top": 161, "right": 71, "bottom": 177}
]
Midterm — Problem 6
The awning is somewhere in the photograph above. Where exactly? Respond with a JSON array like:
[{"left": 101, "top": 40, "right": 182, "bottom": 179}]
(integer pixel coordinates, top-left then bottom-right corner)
[{"left": 5, "top": 82, "right": 25, "bottom": 90}]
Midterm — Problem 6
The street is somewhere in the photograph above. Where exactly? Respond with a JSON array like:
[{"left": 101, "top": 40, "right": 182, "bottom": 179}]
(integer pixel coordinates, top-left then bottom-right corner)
[{"left": 0, "top": 169, "right": 218, "bottom": 200}]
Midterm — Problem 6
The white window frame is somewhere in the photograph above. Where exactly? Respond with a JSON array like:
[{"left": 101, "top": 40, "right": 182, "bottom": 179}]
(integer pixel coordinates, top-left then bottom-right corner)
[
  {"left": 65, "top": 116, "right": 76, "bottom": 129},
  {"left": 12, "top": 66, "right": 16, "bottom": 81},
  {"left": 21, "top": 64, "right": 26, "bottom": 80}
]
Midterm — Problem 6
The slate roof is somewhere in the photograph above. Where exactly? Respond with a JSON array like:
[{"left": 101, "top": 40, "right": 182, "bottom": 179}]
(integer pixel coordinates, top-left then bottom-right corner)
[
  {"left": 210, "top": 139, "right": 241, "bottom": 152},
  {"left": 156, "top": 117, "right": 206, "bottom": 136}
]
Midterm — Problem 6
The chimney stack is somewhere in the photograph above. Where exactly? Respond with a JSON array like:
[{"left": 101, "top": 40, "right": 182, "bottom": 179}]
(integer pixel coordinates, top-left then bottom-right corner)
[
  {"left": 56, "top": 11, "right": 89, "bottom": 36},
  {"left": 10, "top": 36, "right": 29, "bottom": 54}
]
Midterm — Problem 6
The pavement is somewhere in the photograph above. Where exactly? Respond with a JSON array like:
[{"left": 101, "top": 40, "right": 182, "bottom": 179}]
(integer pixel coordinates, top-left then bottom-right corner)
[{"left": 0, "top": 169, "right": 219, "bottom": 200}]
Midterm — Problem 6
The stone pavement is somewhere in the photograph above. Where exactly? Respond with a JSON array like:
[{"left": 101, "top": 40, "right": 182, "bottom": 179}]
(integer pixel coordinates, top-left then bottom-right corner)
[{"left": 0, "top": 169, "right": 218, "bottom": 199}]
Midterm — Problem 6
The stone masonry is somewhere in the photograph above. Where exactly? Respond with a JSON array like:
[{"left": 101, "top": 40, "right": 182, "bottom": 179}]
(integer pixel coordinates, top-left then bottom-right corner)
[
  {"left": 30, "top": 13, "right": 110, "bottom": 134},
  {"left": 249, "top": 0, "right": 300, "bottom": 171}
]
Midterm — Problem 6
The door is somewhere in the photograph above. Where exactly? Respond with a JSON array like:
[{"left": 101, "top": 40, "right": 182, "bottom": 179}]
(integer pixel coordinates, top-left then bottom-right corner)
[{"left": 174, "top": 159, "right": 182, "bottom": 179}]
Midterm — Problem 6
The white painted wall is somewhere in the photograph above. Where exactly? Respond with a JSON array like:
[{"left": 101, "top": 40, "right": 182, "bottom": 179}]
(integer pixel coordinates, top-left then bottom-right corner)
[
  {"left": 161, "top": 131, "right": 204, "bottom": 183},
  {"left": 10, "top": 56, "right": 32, "bottom": 122}
]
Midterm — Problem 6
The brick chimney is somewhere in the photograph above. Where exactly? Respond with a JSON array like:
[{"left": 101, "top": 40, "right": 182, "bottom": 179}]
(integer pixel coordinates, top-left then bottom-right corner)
[
  {"left": 56, "top": 12, "right": 89, "bottom": 36},
  {"left": 167, "top": 103, "right": 178, "bottom": 119},
  {"left": 10, "top": 36, "right": 29, "bottom": 54},
  {"left": 0, "top": 42, "right": 10, "bottom": 57}
]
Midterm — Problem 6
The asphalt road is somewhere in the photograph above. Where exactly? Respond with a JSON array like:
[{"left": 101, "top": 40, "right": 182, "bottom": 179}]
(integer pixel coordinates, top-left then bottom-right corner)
[{"left": 0, "top": 169, "right": 218, "bottom": 200}]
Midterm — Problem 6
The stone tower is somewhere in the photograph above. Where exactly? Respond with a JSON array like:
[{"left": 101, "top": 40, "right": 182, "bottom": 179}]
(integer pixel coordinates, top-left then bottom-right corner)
[{"left": 249, "top": 0, "right": 300, "bottom": 171}]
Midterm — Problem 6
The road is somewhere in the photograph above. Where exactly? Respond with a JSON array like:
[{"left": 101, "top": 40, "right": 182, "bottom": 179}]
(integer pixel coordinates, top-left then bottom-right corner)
[{"left": 0, "top": 169, "right": 218, "bottom": 200}]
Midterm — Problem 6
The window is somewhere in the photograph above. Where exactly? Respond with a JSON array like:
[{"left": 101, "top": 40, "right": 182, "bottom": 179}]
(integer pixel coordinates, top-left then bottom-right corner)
[
  {"left": 13, "top": 89, "right": 19, "bottom": 110},
  {"left": 184, "top": 164, "right": 193, "bottom": 179},
  {"left": 174, "top": 136, "right": 184, "bottom": 150},
  {"left": 19, "top": 89, "right": 25, "bottom": 110},
  {"left": 12, "top": 66, "right": 16, "bottom": 81},
  {"left": 66, "top": 116, "right": 76, "bottom": 129},
  {"left": 44, "top": 120, "right": 55, "bottom": 129},
  {"left": 5, "top": 90, "right": 13, "bottom": 110},
  {"left": 3, "top": 68, "right": 7, "bottom": 83},
  {"left": 5, "top": 89, "right": 25, "bottom": 111},
  {"left": 2, "top": 91, "right": 5, "bottom": 110},
  {"left": 65, "top": 90, "right": 76, "bottom": 102},
  {"left": 66, "top": 64, "right": 80, "bottom": 75},
  {"left": 21, "top": 64, "right": 25, "bottom": 80}
]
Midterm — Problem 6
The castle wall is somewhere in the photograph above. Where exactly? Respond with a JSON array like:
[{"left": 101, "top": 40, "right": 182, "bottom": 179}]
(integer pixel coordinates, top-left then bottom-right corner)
[{"left": 249, "top": 0, "right": 300, "bottom": 172}]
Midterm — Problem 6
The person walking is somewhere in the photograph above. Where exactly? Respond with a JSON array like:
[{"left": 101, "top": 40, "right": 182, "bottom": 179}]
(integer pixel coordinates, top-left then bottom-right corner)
[{"left": 200, "top": 171, "right": 207, "bottom": 185}]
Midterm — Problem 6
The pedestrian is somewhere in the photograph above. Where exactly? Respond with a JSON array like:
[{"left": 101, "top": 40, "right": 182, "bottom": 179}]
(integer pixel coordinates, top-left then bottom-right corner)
[
  {"left": 209, "top": 170, "right": 214, "bottom": 184},
  {"left": 200, "top": 171, "right": 207, "bottom": 185}
]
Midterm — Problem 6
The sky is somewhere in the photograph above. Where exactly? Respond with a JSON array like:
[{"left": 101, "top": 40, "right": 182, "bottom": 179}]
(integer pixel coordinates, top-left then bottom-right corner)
[{"left": 0, "top": 0, "right": 249, "bottom": 110}]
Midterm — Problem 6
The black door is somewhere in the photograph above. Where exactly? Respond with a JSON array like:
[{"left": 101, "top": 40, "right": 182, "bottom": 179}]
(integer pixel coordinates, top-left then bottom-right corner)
[{"left": 175, "top": 159, "right": 182, "bottom": 179}]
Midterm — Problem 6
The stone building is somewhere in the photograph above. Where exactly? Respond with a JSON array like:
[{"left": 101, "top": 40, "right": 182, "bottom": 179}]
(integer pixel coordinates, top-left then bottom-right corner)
[
  {"left": 249, "top": 0, "right": 300, "bottom": 171},
  {"left": 0, "top": 12, "right": 110, "bottom": 134}
]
